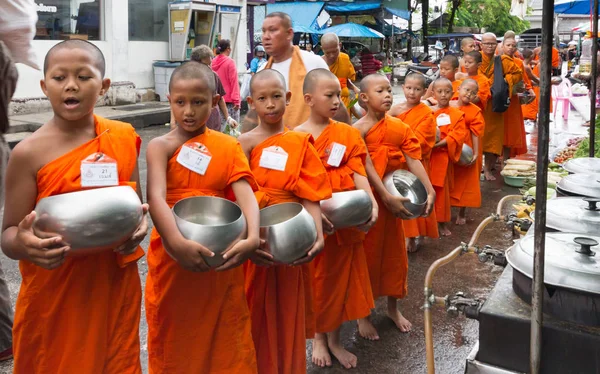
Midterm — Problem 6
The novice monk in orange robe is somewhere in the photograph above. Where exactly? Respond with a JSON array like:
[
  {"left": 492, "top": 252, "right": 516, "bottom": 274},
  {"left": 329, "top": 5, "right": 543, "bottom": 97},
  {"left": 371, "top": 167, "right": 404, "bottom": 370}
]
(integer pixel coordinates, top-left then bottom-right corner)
[
  {"left": 522, "top": 49, "right": 540, "bottom": 121},
  {"left": 501, "top": 37, "right": 528, "bottom": 159},
  {"left": 459, "top": 38, "right": 476, "bottom": 73},
  {"left": 430, "top": 78, "right": 468, "bottom": 237},
  {"left": 461, "top": 51, "right": 491, "bottom": 112},
  {"left": 1, "top": 40, "right": 149, "bottom": 373},
  {"left": 295, "top": 69, "right": 377, "bottom": 369},
  {"left": 238, "top": 69, "right": 332, "bottom": 374},
  {"left": 450, "top": 79, "right": 485, "bottom": 225},
  {"left": 145, "top": 63, "right": 260, "bottom": 373},
  {"left": 389, "top": 73, "right": 439, "bottom": 253},
  {"left": 424, "top": 55, "right": 461, "bottom": 102},
  {"left": 353, "top": 74, "right": 436, "bottom": 338}
]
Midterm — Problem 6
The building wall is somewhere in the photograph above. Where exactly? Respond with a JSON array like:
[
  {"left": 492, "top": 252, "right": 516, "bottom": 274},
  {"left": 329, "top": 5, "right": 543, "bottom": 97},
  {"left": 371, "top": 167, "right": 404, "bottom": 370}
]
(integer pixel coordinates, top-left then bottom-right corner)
[{"left": 14, "top": 0, "right": 247, "bottom": 100}]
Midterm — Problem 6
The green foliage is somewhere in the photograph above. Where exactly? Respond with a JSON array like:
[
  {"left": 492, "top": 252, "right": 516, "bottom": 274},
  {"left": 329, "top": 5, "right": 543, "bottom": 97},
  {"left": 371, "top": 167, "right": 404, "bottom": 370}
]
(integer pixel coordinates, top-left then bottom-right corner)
[{"left": 451, "top": 0, "right": 530, "bottom": 35}]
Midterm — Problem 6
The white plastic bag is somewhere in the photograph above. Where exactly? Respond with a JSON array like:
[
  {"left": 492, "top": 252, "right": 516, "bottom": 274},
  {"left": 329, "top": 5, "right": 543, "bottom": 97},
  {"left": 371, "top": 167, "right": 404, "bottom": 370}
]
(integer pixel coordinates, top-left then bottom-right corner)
[
  {"left": 0, "top": 0, "right": 39, "bottom": 69},
  {"left": 240, "top": 72, "right": 252, "bottom": 101}
]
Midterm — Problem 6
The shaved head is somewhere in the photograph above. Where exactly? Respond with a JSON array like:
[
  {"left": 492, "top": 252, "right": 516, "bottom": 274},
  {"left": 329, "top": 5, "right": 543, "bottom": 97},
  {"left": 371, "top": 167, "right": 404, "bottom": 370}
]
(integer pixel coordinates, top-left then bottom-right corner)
[
  {"left": 432, "top": 77, "right": 453, "bottom": 90},
  {"left": 44, "top": 39, "right": 105, "bottom": 77},
  {"left": 321, "top": 33, "right": 339, "bottom": 47},
  {"left": 250, "top": 69, "right": 287, "bottom": 95},
  {"left": 169, "top": 62, "right": 216, "bottom": 93},
  {"left": 404, "top": 72, "right": 427, "bottom": 88},
  {"left": 482, "top": 33, "right": 497, "bottom": 42},
  {"left": 504, "top": 30, "right": 516, "bottom": 39},
  {"left": 461, "top": 38, "right": 474, "bottom": 47},
  {"left": 466, "top": 50, "right": 482, "bottom": 63},
  {"left": 460, "top": 78, "right": 479, "bottom": 90},
  {"left": 265, "top": 12, "right": 292, "bottom": 29},
  {"left": 441, "top": 55, "right": 459, "bottom": 70},
  {"left": 359, "top": 73, "right": 389, "bottom": 92},
  {"left": 303, "top": 68, "right": 338, "bottom": 94}
]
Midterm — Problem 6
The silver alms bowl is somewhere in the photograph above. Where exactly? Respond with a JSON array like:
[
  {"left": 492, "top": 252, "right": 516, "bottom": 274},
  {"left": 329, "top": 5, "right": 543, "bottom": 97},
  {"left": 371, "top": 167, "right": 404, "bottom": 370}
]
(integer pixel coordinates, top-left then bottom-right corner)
[
  {"left": 383, "top": 169, "right": 428, "bottom": 218},
  {"left": 173, "top": 196, "right": 247, "bottom": 268},
  {"left": 260, "top": 203, "right": 317, "bottom": 264},
  {"left": 320, "top": 190, "right": 372, "bottom": 229},
  {"left": 457, "top": 144, "right": 474, "bottom": 166},
  {"left": 34, "top": 186, "right": 143, "bottom": 255}
]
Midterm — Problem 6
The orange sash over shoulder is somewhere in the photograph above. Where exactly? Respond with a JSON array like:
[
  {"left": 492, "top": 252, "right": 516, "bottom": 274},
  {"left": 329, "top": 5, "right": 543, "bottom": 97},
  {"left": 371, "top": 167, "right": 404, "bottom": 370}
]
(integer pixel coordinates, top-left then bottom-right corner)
[
  {"left": 310, "top": 120, "right": 374, "bottom": 334},
  {"left": 244, "top": 130, "right": 331, "bottom": 374},
  {"left": 451, "top": 103, "right": 484, "bottom": 208},
  {"left": 329, "top": 53, "right": 356, "bottom": 107},
  {"left": 363, "top": 115, "right": 420, "bottom": 299},
  {"left": 431, "top": 107, "right": 467, "bottom": 223},
  {"left": 14, "top": 115, "right": 143, "bottom": 374},
  {"left": 265, "top": 46, "right": 308, "bottom": 129},
  {"left": 396, "top": 104, "right": 439, "bottom": 239},
  {"left": 503, "top": 57, "right": 527, "bottom": 154},
  {"left": 145, "top": 130, "right": 258, "bottom": 374}
]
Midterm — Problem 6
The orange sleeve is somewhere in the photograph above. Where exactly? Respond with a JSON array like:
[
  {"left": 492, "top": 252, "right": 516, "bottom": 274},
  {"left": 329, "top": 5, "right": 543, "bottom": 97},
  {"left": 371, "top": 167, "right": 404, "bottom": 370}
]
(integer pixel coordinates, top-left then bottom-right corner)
[
  {"left": 412, "top": 110, "right": 436, "bottom": 158},
  {"left": 469, "top": 108, "right": 485, "bottom": 138},
  {"left": 501, "top": 56, "right": 523, "bottom": 96},
  {"left": 345, "top": 129, "right": 367, "bottom": 177},
  {"left": 446, "top": 112, "right": 467, "bottom": 163},
  {"left": 228, "top": 141, "right": 258, "bottom": 191},
  {"left": 477, "top": 75, "right": 491, "bottom": 108},
  {"left": 295, "top": 142, "right": 333, "bottom": 202},
  {"left": 402, "top": 126, "right": 423, "bottom": 161},
  {"left": 552, "top": 47, "right": 560, "bottom": 68}
]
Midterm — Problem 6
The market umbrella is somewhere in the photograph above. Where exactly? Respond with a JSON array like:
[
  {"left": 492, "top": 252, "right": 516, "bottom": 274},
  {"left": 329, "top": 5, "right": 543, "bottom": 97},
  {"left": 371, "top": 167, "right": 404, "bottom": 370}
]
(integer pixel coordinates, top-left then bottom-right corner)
[
  {"left": 293, "top": 24, "right": 320, "bottom": 34},
  {"left": 319, "top": 23, "right": 385, "bottom": 39},
  {"left": 555, "top": 0, "right": 596, "bottom": 14}
]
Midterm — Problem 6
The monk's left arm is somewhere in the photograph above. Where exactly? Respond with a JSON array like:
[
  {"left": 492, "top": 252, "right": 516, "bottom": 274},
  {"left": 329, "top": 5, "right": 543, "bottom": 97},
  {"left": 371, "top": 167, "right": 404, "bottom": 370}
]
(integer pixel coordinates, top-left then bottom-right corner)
[
  {"left": 405, "top": 156, "right": 436, "bottom": 216},
  {"left": 292, "top": 200, "right": 325, "bottom": 266},
  {"left": 353, "top": 173, "right": 378, "bottom": 231},
  {"left": 348, "top": 79, "right": 359, "bottom": 93},
  {"left": 471, "top": 133, "right": 480, "bottom": 163}
]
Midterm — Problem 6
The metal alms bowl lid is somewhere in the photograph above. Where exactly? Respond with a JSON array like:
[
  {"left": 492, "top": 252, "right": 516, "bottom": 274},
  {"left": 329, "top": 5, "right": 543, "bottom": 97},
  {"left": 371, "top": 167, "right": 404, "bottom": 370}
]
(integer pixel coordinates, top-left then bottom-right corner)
[
  {"left": 563, "top": 157, "right": 600, "bottom": 174},
  {"left": 556, "top": 174, "right": 600, "bottom": 198},
  {"left": 544, "top": 197, "right": 600, "bottom": 234},
  {"left": 506, "top": 232, "right": 600, "bottom": 294}
]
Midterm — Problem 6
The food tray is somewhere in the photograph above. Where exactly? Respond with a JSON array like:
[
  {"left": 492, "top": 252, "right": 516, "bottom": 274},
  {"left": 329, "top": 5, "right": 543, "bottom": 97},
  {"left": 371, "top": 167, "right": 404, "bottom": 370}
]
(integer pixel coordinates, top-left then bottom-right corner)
[{"left": 504, "top": 175, "right": 527, "bottom": 188}]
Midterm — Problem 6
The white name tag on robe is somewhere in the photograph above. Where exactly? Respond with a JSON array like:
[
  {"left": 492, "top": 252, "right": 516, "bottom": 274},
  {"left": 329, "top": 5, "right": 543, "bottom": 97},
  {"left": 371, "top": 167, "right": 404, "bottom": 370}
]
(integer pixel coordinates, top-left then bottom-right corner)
[
  {"left": 436, "top": 113, "right": 451, "bottom": 127},
  {"left": 326, "top": 142, "right": 346, "bottom": 167},
  {"left": 177, "top": 142, "right": 212, "bottom": 175},
  {"left": 80, "top": 152, "right": 119, "bottom": 187},
  {"left": 259, "top": 146, "right": 288, "bottom": 171}
]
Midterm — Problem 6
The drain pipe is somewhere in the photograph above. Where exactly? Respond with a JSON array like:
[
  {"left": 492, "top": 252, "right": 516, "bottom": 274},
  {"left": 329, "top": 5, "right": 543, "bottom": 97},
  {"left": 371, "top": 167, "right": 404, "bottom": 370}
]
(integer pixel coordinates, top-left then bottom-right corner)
[{"left": 424, "top": 195, "right": 520, "bottom": 374}]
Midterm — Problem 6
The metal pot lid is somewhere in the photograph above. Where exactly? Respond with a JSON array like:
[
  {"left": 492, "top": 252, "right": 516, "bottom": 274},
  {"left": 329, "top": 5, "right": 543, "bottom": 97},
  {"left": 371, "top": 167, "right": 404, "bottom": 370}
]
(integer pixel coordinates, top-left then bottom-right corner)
[
  {"left": 556, "top": 174, "right": 600, "bottom": 198},
  {"left": 506, "top": 232, "right": 600, "bottom": 294},
  {"left": 544, "top": 197, "right": 600, "bottom": 234},
  {"left": 563, "top": 157, "right": 600, "bottom": 174}
]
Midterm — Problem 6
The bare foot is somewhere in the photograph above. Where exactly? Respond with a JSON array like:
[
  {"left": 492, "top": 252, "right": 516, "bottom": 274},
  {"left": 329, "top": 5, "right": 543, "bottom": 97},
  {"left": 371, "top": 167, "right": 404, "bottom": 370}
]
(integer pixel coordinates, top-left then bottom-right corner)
[
  {"left": 312, "top": 334, "right": 332, "bottom": 367},
  {"left": 407, "top": 237, "right": 420, "bottom": 253},
  {"left": 439, "top": 224, "right": 452, "bottom": 237},
  {"left": 357, "top": 318, "right": 380, "bottom": 340},
  {"left": 484, "top": 170, "right": 496, "bottom": 181},
  {"left": 328, "top": 333, "right": 357, "bottom": 369},
  {"left": 387, "top": 309, "right": 412, "bottom": 332},
  {"left": 455, "top": 215, "right": 466, "bottom": 225}
]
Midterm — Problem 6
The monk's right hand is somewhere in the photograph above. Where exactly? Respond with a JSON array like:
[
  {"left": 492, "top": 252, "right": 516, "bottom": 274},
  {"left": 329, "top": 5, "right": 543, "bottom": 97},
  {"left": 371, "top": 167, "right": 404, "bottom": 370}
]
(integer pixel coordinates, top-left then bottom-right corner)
[
  {"left": 17, "top": 211, "right": 70, "bottom": 270},
  {"left": 168, "top": 237, "right": 213, "bottom": 272},
  {"left": 250, "top": 239, "right": 274, "bottom": 267},
  {"left": 321, "top": 214, "right": 335, "bottom": 235},
  {"left": 383, "top": 194, "right": 413, "bottom": 220}
]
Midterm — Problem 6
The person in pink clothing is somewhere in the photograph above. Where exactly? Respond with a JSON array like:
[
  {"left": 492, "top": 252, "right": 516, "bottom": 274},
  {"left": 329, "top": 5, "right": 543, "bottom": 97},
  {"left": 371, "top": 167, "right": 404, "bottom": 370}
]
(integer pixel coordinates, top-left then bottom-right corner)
[{"left": 212, "top": 39, "right": 241, "bottom": 130}]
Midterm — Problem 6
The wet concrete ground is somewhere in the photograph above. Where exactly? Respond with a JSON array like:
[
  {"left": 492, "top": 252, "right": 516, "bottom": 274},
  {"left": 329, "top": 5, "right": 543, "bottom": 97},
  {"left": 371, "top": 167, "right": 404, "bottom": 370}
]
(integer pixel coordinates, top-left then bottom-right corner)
[{"left": 0, "top": 83, "right": 527, "bottom": 373}]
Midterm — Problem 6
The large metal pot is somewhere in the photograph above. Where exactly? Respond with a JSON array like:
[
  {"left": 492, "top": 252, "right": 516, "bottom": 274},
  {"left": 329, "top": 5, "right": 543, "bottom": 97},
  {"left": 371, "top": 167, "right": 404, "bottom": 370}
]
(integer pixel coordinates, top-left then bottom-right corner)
[
  {"left": 556, "top": 174, "right": 600, "bottom": 198},
  {"left": 506, "top": 232, "right": 600, "bottom": 326},
  {"left": 563, "top": 157, "right": 600, "bottom": 175},
  {"left": 320, "top": 190, "right": 372, "bottom": 229},
  {"left": 383, "top": 169, "right": 427, "bottom": 218},
  {"left": 457, "top": 144, "right": 474, "bottom": 166},
  {"left": 173, "top": 196, "right": 247, "bottom": 268},
  {"left": 34, "top": 186, "right": 143, "bottom": 255},
  {"left": 260, "top": 203, "right": 317, "bottom": 264},
  {"left": 531, "top": 197, "right": 600, "bottom": 235}
]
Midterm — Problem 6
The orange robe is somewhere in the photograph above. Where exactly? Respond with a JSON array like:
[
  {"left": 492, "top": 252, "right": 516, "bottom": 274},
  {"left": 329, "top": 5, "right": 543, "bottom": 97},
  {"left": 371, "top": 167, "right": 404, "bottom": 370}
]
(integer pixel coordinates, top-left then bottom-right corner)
[
  {"left": 451, "top": 103, "right": 485, "bottom": 208},
  {"left": 523, "top": 63, "right": 540, "bottom": 120},
  {"left": 468, "top": 73, "right": 491, "bottom": 112},
  {"left": 479, "top": 52, "right": 523, "bottom": 155},
  {"left": 395, "top": 103, "right": 439, "bottom": 239},
  {"left": 329, "top": 52, "right": 356, "bottom": 108},
  {"left": 363, "top": 115, "right": 421, "bottom": 299},
  {"left": 14, "top": 115, "right": 144, "bottom": 373},
  {"left": 503, "top": 56, "right": 527, "bottom": 155},
  {"left": 310, "top": 120, "right": 374, "bottom": 334},
  {"left": 451, "top": 79, "right": 462, "bottom": 99},
  {"left": 244, "top": 130, "right": 331, "bottom": 374},
  {"left": 265, "top": 46, "right": 309, "bottom": 129},
  {"left": 431, "top": 107, "right": 467, "bottom": 222},
  {"left": 145, "top": 130, "right": 258, "bottom": 373}
]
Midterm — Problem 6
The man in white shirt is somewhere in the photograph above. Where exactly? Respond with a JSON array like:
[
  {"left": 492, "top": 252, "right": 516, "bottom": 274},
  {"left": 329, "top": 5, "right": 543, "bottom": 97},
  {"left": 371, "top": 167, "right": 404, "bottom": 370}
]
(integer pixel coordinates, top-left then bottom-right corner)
[{"left": 245, "top": 11, "right": 329, "bottom": 130}]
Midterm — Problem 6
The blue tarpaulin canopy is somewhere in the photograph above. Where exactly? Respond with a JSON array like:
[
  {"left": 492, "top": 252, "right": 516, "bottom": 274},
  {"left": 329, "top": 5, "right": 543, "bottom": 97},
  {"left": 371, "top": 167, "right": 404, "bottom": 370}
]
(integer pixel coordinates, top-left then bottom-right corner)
[
  {"left": 319, "top": 22, "right": 385, "bottom": 38},
  {"left": 292, "top": 24, "right": 320, "bottom": 34},
  {"left": 554, "top": 0, "right": 596, "bottom": 14},
  {"left": 266, "top": 2, "right": 325, "bottom": 30},
  {"left": 324, "top": 0, "right": 410, "bottom": 20}
]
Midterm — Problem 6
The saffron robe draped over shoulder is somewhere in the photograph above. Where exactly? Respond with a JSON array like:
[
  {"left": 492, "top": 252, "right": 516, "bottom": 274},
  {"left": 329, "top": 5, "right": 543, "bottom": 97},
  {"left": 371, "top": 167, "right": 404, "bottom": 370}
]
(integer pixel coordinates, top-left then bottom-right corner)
[
  {"left": 363, "top": 115, "right": 421, "bottom": 299},
  {"left": 329, "top": 53, "right": 356, "bottom": 108},
  {"left": 522, "top": 63, "right": 540, "bottom": 120},
  {"left": 503, "top": 56, "right": 527, "bottom": 155},
  {"left": 244, "top": 130, "right": 331, "bottom": 374},
  {"left": 145, "top": 130, "right": 258, "bottom": 374},
  {"left": 310, "top": 120, "right": 374, "bottom": 334},
  {"left": 395, "top": 104, "right": 439, "bottom": 239},
  {"left": 451, "top": 103, "right": 485, "bottom": 208},
  {"left": 469, "top": 73, "right": 492, "bottom": 111},
  {"left": 431, "top": 107, "right": 467, "bottom": 223},
  {"left": 14, "top": 115, "right": 144, "bottom": 374},
  {"left": 479, "top": 52, "right": 523, "bottom": 155},
  {"left": 265, "top": 46, "right": 308, "bottom": 129}
]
